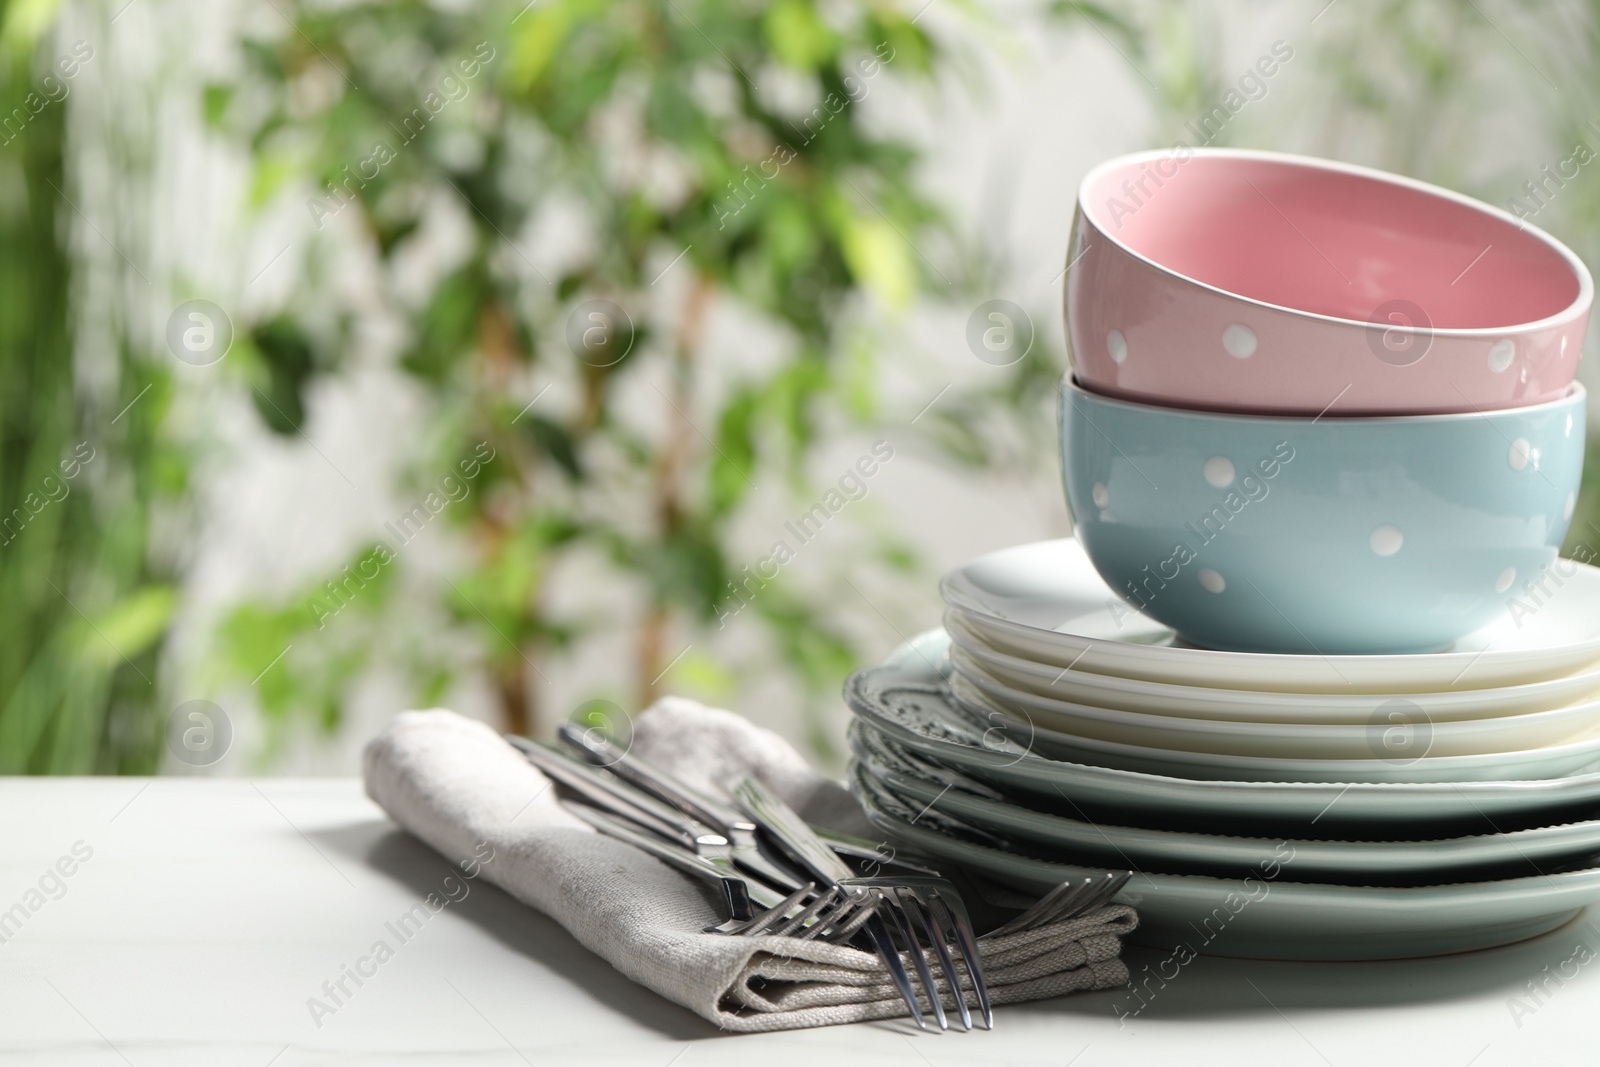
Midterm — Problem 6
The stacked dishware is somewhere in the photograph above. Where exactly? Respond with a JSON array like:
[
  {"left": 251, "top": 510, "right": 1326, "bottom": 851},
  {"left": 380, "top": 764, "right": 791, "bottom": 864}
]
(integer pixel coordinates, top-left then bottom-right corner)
[{"left": 846, "top": 148, "right": 1600, "bottom": 960}]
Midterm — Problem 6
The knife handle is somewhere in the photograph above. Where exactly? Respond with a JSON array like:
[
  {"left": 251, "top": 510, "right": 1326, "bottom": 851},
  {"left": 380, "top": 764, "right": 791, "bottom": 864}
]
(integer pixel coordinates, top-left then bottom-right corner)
[
  {"left": 561, "top": 801, "right": 757, "bottom": 920},
  {"left": 558, "top": 722, "right": 753, "bottom": 835},
  {"left": 507, "top": 735, "right": 717, "bottom": 851}
]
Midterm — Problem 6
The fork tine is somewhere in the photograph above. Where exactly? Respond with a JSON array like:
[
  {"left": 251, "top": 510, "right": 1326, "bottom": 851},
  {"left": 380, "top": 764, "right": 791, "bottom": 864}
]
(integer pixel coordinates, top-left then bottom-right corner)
[
  {"left": 1024, "top": 871, "right": 1127, "bottom": 932},
  {"left": 901, "top": 887, "right": 971, "bottom": 1031},
  {"left": 861, "top": 907, "right": 929, "bottom": 1032},
  {"left": 1055, "top": 876, "right": 1108, "bottom": 920},
  {"left": 766, "top": 885, "right": 841, "bottom": 938},
  {"left": 1057, "top": 872, "right": 1130, "bottom": 924},
  {"left": 726, "top": 883, "right": 818, "bottom": 936},
  {"left": 1022, "top": 877, "right": 1099, "bottom": 930},
  {"left": 793, "top": 890, "right": 865, "bottom": 941},
  {"left": 882, "top": 889, "right": 948, "bottom": 1031},
  {"left": 926, "top": 887, "right": 992, "bottom": 1030},
  {"left": 822, "top": 891, "right": 880, "bottom": 942},
  {"left": 983, "top": 877, "right": 1090, "bottom": 940}
]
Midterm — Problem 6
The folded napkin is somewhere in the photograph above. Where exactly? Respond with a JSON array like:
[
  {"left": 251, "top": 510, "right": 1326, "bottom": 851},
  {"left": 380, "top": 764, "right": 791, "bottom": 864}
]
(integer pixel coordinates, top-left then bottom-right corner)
[{"left": 362, "top": 701, "right": 1134, "bottom": 1032}]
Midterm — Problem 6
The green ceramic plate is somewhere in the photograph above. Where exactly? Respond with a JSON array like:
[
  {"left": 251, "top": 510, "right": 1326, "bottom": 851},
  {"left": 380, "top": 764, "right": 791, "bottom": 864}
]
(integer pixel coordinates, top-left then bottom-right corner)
[
  {"left": 852, "top": 766, "right": 1600, "bottom": 960},
  {"left": 851, "top": 722, "right": 1600, "bottom": 883}
]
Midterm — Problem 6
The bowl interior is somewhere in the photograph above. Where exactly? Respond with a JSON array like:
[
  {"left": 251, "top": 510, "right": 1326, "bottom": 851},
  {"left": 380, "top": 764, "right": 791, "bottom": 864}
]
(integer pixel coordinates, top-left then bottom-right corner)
[{"left": 1082, "top": 153, "right": 1582, "bottom": 329}]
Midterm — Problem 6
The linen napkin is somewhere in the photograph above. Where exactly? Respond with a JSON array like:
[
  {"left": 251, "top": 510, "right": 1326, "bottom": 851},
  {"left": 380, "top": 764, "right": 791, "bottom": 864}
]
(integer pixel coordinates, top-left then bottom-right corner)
[{"left": 361, "top": 701, "right": 1134, "bottom": 1032}]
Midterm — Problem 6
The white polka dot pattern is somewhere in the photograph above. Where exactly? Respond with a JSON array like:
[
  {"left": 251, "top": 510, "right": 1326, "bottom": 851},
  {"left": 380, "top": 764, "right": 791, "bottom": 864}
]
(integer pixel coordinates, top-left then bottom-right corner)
[
  {"left": 1222, "top": 324, "right": 1257, "bottom": 359},
  {"left": 1370, "top": 525, "right": 1403, "bottom": 556},
  {"left": 1488, "top": 339, "right": 1515, "bottom": 373},
  {"left": 1107, "top": 330, "right": 1127, "bottom": 364}
]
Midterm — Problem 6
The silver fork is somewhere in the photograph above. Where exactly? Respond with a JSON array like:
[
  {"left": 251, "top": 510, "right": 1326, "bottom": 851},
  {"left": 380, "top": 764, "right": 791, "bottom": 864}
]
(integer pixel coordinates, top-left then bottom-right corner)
[
  {"left": 851, "top": 760, "right": 1130, "bottom": 938},
  {"left": 567, "top": 801, "right": 885, "bottom": 939},
  {"left": 864, "top": 877, "right": 989, "bottom": 1031},
  {"left": 983, "top": 871, "right": 1131, "bottom": 939},
  {"left": 743, "top": 883, "right": 879, "bottom": 940},
  {"left": 734, "top": 775, "right": 992, "bottom": 1031}
]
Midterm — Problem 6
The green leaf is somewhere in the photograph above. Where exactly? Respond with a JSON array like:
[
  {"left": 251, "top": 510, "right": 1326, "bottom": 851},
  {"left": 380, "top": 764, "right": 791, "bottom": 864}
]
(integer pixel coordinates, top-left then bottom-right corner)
[
  {"left": 249, "top": 148, "right": 303, "bottom": 209},
  {"left": 507, "top": 0, "right": 584, "bottom": 91},
  {"left": 762, "top": 196, "right": 818, "bottom": 277},
  {"left": 81, "top": 586, "right": 177, "bottom": 666},
  {"left": 644, "top": 74, "right": 701, "bottom": 144},
  {"left": 202, "top": 85, "right": 234, "bottom": 128},
  {"left": 403, "top": 266, "right": 484, "bottom": 382},
  {"left": 669, "top": 647, "right": 736, "bottom": 701},
  {"left": 523, "top": 415, "right": 583, "bottom": 480},
  {"left": 837, "top": 211, "right": 915, "bottom": 308},
  {"left": 247, "top": 318, "right": 317, "bottom": 434},
  {"left": 1, "top": 0, "right": 64, "bottom": 56},
  {"left": 763, "top": 0, "right": 839, "bottom": 70},
  {"left": 710, "top": 390, "right": 758, "bottom": 515},
  {"left": 864, "top": 12, "right": 932, "bottom": 74}
]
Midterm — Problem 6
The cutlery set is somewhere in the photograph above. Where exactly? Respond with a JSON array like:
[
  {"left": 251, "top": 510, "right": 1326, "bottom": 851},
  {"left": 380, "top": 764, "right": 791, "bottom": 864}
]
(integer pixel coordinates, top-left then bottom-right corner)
[{"left": 506, "top": 724, "right": 1128, "bottom": 1030}]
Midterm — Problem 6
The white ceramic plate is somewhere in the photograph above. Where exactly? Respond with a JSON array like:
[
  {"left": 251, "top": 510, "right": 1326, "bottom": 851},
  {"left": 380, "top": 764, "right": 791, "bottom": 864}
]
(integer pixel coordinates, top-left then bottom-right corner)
[
  {"left": 950, "top": 670, "right": 1600, "bottom": 782},
  {"left": 854, "top": 776, "right": 1600, "bottom": 961},
  {"left": 946, "top": 652, "right": 1600, "bottom": 760},
  {"left": 946, "top": 612, "right": 1600, "bottom": 722},
  {"left": 844, "top": 631, "right": 1600, "bottom": 835},
  {"left": 940, "top": 539, "right": 1600, "bottom": 693},
  {"left": 851, "top": 724, "right": 1600, "bottom": 881}
]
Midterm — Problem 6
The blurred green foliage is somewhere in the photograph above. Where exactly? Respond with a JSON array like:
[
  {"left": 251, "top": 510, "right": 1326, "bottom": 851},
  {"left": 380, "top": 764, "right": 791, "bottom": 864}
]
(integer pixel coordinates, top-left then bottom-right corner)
[
  {"left": 203, "top": 0, "right": 1078, "bottom": 754},
  {"left": 0, "top": 1, "right": 177, "bottom": 772}
]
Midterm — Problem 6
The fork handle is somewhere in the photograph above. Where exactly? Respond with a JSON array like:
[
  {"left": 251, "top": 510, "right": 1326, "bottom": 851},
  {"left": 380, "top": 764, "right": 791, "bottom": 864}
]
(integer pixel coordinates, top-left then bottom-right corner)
[{"left": 561, "top": 801, "right": 757, "bottom": 921}]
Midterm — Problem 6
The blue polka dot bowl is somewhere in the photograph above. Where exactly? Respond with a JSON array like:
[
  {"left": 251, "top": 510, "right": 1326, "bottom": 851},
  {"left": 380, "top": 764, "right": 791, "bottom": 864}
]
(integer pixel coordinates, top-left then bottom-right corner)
[{"left": 1060, "top": 376, "right": 1587, "bottom": 655}]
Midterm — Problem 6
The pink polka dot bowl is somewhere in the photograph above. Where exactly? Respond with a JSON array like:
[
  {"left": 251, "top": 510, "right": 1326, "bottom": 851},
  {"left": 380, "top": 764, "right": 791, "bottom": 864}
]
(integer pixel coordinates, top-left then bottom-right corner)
[
  {"left": 1059, "top": 375, "right": 1586, "bottom": 655},
  {"left": 1065, "top": 149, "right": 1592, "bottom": 416}
]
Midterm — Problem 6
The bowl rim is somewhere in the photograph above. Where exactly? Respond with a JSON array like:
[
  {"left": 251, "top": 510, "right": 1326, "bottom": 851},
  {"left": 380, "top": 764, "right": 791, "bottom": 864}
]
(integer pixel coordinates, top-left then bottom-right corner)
[
  {"left": 1073, "top": 147, "right": 1595, "bottom": 338},
  {"left": 1061, "top": 373, "right": 1588, "bottom": 425}
]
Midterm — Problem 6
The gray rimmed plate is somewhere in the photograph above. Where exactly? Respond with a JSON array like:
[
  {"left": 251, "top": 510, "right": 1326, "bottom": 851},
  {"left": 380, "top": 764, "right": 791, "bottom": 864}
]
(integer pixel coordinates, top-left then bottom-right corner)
[
  {"left": 845, "top": 631, "right": 1600, "bottom": 837},
  {"left": 852, "top": 767, "right": 1600, "bottom": 960},
  {"left": 850, "top": 722, "right": 1600, "bottom": 883}
]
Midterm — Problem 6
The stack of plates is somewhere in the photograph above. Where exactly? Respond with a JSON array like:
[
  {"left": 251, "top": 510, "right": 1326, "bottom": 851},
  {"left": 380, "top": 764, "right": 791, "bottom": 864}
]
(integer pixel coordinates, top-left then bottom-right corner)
[{"left": 844, "top": 539, "right": 1600, "bottom": 961}]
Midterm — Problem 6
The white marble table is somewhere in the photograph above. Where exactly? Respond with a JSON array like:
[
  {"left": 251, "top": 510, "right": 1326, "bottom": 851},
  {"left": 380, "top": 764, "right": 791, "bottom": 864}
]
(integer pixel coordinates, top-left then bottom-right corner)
[{"left": 1, "top": 778, "right": 1594, "bottom": 1065}]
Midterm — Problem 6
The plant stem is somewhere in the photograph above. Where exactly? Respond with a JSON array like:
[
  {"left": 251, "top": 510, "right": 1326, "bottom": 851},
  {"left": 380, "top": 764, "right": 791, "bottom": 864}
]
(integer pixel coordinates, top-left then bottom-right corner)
[
  {"left": 636, "top": 271, "right": 713, "bottom": 708},
  {"left": 478, "top": 295, "right": 542, "bottom": 736}
]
